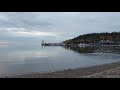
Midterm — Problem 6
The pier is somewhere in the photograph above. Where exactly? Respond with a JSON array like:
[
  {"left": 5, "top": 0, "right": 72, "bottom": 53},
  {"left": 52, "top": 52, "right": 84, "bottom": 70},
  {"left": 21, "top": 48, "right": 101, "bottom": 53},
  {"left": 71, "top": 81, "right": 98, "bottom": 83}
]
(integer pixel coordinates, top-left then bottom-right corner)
[
  {"left": 41, "top": 41, "right": 66, "bottom": 46},
  {"left": 41, "top": 43, "right": 66, "bottom": 46}
]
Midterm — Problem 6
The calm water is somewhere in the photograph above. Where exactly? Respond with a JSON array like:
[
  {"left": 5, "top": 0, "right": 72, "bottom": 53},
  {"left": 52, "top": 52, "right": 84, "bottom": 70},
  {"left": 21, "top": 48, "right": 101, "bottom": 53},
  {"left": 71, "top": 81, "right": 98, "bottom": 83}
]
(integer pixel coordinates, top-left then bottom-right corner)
[{"left": 0, "top": 44, "right": 120, "bottom": 76}]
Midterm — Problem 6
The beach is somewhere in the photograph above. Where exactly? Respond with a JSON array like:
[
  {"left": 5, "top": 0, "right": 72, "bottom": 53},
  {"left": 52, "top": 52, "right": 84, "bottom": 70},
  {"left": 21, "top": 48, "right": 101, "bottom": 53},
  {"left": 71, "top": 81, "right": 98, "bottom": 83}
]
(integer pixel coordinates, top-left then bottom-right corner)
[{"left": 2, "top": 61, "right": 120, "bottom": 78}]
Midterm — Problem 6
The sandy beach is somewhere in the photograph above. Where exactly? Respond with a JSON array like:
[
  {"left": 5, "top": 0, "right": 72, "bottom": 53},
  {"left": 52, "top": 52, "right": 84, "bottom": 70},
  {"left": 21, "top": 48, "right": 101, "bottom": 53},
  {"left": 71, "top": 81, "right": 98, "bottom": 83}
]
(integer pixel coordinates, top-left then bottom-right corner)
[{"left": 2, "top": 61, "right": 120, "bottom": 78}]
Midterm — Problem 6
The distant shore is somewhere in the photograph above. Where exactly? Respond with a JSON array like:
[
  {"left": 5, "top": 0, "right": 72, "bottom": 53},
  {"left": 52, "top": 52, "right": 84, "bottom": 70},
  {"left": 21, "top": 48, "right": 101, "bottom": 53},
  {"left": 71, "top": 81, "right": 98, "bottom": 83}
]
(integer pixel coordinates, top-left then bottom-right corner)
[
  {"left": 41, "top": 42, "right": 120, "bottom": 47},
  {"left": 3, "top": 61, "right": 120, "bottom": 78}
]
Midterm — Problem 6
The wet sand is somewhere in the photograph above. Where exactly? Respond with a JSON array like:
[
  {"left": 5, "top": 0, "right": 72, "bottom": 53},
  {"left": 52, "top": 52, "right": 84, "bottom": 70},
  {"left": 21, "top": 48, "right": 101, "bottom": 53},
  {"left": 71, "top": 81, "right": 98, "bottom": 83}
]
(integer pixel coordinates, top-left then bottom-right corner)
[{"left": 2, "top": 61, "right": 120, "bottom": 78}]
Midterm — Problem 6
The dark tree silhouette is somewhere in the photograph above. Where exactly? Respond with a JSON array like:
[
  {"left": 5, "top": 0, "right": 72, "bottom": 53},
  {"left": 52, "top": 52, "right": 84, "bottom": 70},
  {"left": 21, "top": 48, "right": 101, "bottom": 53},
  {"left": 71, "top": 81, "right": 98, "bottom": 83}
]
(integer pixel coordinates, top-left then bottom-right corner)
[{"left": 63, "top": 32, "right": 120, "bottom": 44}]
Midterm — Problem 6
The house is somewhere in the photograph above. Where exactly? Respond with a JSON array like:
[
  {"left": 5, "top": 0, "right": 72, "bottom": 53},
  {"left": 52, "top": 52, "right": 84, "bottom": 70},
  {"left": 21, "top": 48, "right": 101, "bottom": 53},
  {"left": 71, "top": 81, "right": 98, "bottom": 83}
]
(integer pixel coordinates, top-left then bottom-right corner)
[
  {"left": 113, "top": 41, "right": 120, "bottom": 45},
  {"left": 78, "top": 43, "right": 90, "bottom": 47},
  {"left": 99, "top": 40, "right": 114, "bottom": 45}
]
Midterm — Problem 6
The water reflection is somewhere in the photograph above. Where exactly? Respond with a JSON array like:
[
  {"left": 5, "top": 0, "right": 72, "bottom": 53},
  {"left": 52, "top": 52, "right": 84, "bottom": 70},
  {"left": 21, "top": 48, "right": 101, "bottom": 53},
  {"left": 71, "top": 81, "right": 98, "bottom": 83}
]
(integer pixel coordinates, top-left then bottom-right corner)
[
  {"left": 0, "top": 44, "right": 120, "bottom": 76},
  {"left": 0, "top": 44, "right": 9, "bottom": 48},
  {"left": 0, "top": 45, "right": 60, "bottom": 63},
  {"left": 62, "top": 45, "right": 120, "bottom": 54}
]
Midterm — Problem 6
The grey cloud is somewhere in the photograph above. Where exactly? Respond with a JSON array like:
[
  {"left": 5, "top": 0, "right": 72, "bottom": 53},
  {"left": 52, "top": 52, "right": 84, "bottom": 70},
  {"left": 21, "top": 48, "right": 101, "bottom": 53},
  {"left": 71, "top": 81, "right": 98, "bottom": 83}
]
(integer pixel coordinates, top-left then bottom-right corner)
[
  {"left": 0, "top": 12, "right": 120, "bottom": 43},
  {"left": 0, "top": 12, "right": 54, "bottom": 30}
]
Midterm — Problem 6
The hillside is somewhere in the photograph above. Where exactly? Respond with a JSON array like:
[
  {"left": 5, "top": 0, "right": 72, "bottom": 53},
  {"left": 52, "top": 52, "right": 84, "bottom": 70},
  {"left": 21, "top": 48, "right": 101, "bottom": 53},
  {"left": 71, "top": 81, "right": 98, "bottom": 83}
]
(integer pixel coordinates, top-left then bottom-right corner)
[{"left": 63, "top": 32, "right": 120, "bottom": 44}]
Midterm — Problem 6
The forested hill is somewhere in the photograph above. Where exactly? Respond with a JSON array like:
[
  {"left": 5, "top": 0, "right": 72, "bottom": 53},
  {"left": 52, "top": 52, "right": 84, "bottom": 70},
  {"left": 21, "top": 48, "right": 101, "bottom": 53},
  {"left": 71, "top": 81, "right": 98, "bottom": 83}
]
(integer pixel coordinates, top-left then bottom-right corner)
[{"left": 63, "top": 32, "right": 120, "bottom": 44}]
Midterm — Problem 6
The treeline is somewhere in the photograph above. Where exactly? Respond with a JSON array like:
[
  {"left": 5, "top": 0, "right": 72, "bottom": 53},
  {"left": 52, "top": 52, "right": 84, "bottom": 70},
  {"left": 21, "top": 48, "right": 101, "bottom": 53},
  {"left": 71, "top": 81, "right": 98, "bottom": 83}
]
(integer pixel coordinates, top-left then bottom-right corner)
[{"left": 63, "top": 32, "right": 120, "bottom": 44}]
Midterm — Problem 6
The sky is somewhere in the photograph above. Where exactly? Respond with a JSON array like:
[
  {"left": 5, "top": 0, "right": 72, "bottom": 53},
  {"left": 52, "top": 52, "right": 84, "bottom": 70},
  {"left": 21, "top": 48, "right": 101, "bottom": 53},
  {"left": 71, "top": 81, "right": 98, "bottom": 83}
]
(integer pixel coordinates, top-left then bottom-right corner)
[{"left": 0, "top": 12, "right": 120, "bottom": 44}]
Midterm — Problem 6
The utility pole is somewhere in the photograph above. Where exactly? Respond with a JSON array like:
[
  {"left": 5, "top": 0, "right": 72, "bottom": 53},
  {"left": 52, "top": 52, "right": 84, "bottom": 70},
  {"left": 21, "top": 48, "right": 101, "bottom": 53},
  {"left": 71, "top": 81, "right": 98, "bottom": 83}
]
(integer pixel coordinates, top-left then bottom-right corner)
[
  {"left": 41, "top": 40, "right": 45, "bottom": 48},
  {"left": 42, "top": 40, "right": 44, "bottom": 44}
]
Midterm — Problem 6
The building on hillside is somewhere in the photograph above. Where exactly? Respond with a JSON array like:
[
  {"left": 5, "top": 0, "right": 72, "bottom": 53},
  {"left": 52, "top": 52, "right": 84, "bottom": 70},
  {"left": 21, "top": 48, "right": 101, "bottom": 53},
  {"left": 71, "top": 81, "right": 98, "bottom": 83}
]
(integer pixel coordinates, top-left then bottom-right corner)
[{"left": 99, "top": 40, "right": 114, "bottom": 45}]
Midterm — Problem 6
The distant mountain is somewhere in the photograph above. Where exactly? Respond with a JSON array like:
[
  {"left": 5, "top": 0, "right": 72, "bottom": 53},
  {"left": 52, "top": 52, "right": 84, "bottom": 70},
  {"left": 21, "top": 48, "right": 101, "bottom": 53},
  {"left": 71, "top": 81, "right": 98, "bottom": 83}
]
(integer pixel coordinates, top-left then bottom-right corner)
[{"left": 63, "top": 32, "right": 120, "bottom": 44}]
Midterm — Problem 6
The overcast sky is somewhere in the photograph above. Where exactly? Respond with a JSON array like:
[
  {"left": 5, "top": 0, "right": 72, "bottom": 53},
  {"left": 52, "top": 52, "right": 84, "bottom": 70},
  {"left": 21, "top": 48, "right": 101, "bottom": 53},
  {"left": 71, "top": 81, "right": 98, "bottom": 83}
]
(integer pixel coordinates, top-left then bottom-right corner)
[{"left": 0, "top": 12, "right": 120, "bottom": 44}]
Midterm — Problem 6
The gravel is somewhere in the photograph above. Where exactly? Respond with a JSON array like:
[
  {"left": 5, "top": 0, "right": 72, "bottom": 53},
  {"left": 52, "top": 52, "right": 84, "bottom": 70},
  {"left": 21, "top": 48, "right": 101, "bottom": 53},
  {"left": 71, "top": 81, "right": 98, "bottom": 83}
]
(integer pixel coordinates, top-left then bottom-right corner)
[{"left": 2, "top": 62, "right": 120, "bottom": 78}]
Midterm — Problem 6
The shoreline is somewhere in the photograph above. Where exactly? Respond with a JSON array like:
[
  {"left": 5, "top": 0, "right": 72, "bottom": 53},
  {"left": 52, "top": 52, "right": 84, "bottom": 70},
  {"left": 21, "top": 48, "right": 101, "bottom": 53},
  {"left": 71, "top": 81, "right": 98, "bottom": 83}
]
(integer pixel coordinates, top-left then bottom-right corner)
[{"left": 3, "top": 61, "right": 120, "bottom": 78}]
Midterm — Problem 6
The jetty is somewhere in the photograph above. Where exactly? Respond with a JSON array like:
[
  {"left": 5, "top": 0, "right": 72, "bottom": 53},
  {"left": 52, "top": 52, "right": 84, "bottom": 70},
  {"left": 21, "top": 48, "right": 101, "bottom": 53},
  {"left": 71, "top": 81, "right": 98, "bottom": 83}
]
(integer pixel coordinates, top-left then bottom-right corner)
[
  {"left": 41, "top": 40, "right": 66, "bottom": 46},
  {"left": 41, "top": 43, "right": 66, "bottom": 46}
]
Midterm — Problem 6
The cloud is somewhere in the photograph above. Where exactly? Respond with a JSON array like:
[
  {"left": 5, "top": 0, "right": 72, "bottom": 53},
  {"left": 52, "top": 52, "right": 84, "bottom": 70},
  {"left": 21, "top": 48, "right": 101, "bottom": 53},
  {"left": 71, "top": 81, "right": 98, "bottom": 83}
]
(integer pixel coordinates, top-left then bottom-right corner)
[
  {"left": 0, "top": 12, "right": 120, "bottom": 43},
  {"left": 0, "top": 15, "right": 8, "bottom": 21},
  {"left": 13, "top": 31, "right": 60, "bottom": 37},
  {"left": 0, "top": 27, "right": 62, "bottom": 37}
]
